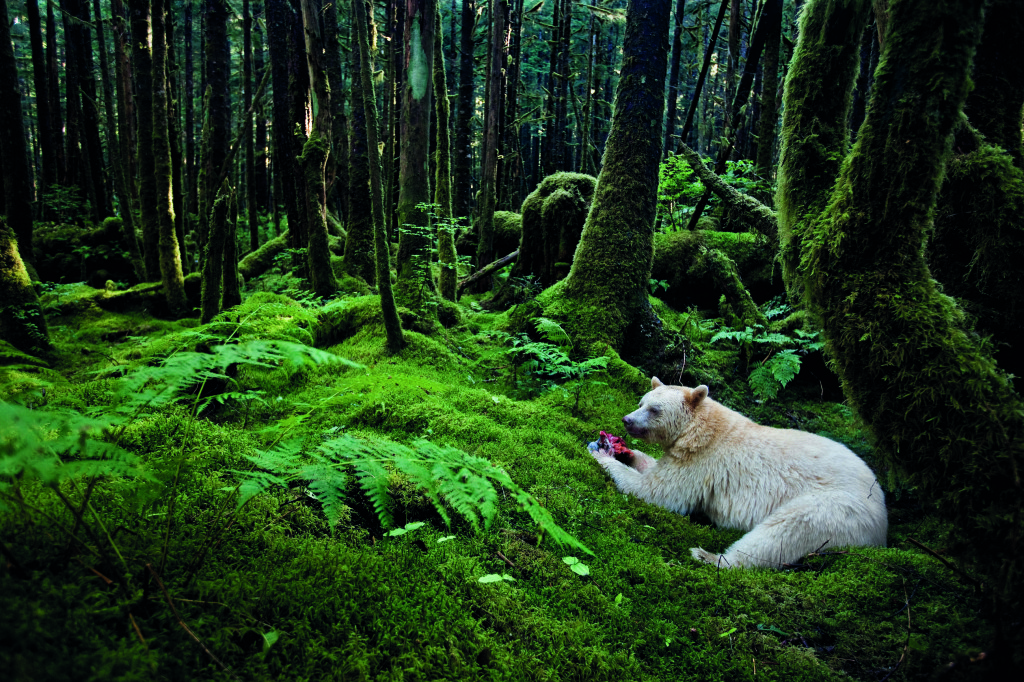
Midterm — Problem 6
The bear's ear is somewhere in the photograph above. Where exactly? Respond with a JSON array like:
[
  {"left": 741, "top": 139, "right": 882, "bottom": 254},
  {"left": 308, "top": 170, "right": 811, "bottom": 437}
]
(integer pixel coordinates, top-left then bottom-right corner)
[
  {"left": 689, "top": 385, "right": 709, "bottom": 407},
  {"left": 651, "top": 376, "right": 665, "bottom": 389}
]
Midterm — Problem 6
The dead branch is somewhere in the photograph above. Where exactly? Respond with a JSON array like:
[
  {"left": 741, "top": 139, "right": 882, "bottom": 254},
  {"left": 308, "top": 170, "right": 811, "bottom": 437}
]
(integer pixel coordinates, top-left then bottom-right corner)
[{"left": 457, "top": 250, "right": 519, "bottom": 296}]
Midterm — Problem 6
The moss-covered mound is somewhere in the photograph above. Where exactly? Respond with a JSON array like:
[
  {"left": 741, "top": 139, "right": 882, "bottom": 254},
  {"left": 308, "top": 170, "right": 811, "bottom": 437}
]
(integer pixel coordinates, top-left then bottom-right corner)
[
  {"left": 456, "top": 210, "right": 522, "bottom": 260},
  {"left": 652, "top": 230, "right": 780, "bottom": 311}
]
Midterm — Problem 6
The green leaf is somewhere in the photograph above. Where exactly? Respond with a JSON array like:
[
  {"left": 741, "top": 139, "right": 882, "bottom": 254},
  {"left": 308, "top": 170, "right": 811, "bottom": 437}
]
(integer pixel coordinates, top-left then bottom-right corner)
[
  {"left": 570, "top": 562, "right": 590, "bottom": 576},
  {"left": 614, "top": 593, "right": 623, "bottom": 606},
  {"left": 437, "top": 536, "right": 456, "bottom": 544},
  {"left": 562, "top": 556, "right": 580, "bottom": 566},
  {"left": 478, "top": 574, "right": 504, "bottom": 583},
  {"left": 719, "top": 627, "right": 737, "bottom": 637},
  {"left": 262, "top": 629, "right": 280, "bottom": 652}
]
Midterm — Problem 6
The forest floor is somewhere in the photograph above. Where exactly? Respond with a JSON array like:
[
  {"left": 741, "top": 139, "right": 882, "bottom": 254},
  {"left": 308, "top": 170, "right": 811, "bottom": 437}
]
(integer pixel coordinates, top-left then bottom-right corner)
[{"left": 0, "top": 261, "right": 998, "bottom": 681}]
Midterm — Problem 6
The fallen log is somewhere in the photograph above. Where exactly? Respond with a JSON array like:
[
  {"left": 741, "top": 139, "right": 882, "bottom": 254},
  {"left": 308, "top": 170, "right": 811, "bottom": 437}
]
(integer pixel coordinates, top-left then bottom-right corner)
[{"left": 457, "top": 250, "right": 519, "bottom": 296}]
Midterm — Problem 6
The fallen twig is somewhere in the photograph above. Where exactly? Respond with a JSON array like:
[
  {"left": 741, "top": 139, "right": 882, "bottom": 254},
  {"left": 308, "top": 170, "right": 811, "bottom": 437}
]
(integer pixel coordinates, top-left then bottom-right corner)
[
  {"left": 457, "top": 250, "right": 519, "bottom": 295},
  {"left": 906, "top": 536, "right": 982, "bottom": 589},
  {"left": 879, "top": 579, "right": 913, "bottom": 682},
  {"left": 146, "top": 563, "right": 237, "bottom": 679},
  {"left": 497, "top": 551, "right": 515, "bottom": 568}
]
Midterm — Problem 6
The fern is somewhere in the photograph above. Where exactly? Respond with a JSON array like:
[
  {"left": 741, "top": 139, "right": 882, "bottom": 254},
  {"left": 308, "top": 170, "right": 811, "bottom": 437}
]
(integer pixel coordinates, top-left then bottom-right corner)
[
  {"left": 533, "top": 317, "right": 572, "bottom": 349},
  {"left": 234, "top": 434, "right": 592, "bottom": 554},
  {"left": 748, "top": 350, "right": 803, "bottom": 401}
]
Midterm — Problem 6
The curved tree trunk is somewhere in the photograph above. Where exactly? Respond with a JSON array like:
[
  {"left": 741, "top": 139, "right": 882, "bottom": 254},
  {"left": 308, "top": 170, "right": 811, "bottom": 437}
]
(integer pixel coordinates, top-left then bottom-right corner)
[
  {"left": 540, "top": 0, "right": 672, "bottom": 359},
  {"left": 779, "top": 0, "right": 1024, "bottom": 610}
]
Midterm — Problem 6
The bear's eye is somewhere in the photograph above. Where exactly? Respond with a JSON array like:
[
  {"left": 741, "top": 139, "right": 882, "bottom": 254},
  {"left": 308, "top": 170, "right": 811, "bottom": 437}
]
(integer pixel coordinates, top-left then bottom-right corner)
[{"left": 649, "top": 407, "right": 660, "bottom": 415}]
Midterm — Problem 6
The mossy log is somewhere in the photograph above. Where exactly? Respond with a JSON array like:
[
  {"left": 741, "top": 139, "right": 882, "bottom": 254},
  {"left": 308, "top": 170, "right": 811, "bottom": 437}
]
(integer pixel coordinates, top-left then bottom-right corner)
[
  {"left": 238, "top": 230, "right": 289, "bottom": 279},
  {"left": 650, "top": 229, "right": 779, "bottom": 311},
  {"left": 0, "top": 220, "right": 51, "bottom": 357},
  {"left": 781, "top": 0, "right": 1024, "bottom": 611},
  {"left": 32, "top": 220, "right": 138, "bottom": 287},
  {"left": 677, "top": 144, "right": 778, "bottom": 242}
]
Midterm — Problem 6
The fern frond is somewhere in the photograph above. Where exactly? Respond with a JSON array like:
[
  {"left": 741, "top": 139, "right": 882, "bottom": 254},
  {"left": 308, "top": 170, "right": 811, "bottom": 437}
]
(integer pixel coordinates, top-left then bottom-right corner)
[{"left": 533, "top": 317, "right": 573, "bottom": 349}]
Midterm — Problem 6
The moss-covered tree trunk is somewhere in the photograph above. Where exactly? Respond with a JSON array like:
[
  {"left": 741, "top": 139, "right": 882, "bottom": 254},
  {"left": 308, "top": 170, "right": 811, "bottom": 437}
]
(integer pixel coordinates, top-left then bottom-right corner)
[
  {"left": 471, "top": 0, "right": 507, "bottom": 292},
  {"left": 780, "top": 0, "right": 1024, "bottom": 610},
  {"left": 298, "top": 0, "right": 338, "bottom": 299},
  {"left": 354, "top": 0, "right": 405, "bottom": 352},
  {"left": 152, "top": 0, "right": 187, "bottom": 312},
  {"left": 343, "top": 14, "right": 376, "bottom": 285},
  {"left": 0, "top": 0, "right": 35, "bottom": 262},
  {"left": 130, "top": 0, "right": 160, "bottom": 280},
  {"left": 453, "top": 0, "right": 475, "bottom": 220},
  {"left": 0, "top": 220, "right": 50, "bottom": 356},
  {"left": 433, "top": 7, "right": 457, "bottom": 301},
  {"left": 222, "top": 190, "right": 241, "bottom": 308},
  {"left": 540, "top": 0, "right": 672, "bottom": 358},
  {"left": 396, "top": 0, "right": 437, "bottom": 306},
  {"left": 200, "top": 193, "right": 230, "bottom": 323}
]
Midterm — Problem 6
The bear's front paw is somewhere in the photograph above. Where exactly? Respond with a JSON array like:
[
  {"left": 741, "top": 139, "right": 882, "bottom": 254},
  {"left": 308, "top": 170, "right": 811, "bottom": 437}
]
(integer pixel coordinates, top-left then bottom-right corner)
[
  {"left": 588, "top": 442, "right": 613, "bottom": 460},
  {"left": 691, "top": 547, "right": 727, "bottom": 567}
]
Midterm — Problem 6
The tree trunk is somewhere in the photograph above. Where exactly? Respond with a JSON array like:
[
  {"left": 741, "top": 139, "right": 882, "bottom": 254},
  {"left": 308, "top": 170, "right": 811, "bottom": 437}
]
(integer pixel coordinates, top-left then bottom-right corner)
[
  {"left": 354, "top": 0, "right": 405, "bottom": 352},
  {"left": 677, "top": 0, "right": 727, "bottom": 150},
  {"left": 46, "top": 0, "right": 65, "bottom": 183},
  {"left": 244, "top": 0, "right": 257, "bottom": 253},
  {"left": 77, "top": 0, "right": 112, "bottom": 221},
  {"left": 298, "top": 0, "right": 338, "bottom": 298},
  {"left": 0, "top": 0, "right": 36, "bottom": 261},
  {"left": 200, "top": 0, "right": 231, "bottom": 320},
  {"left": 663, "top": 0, "right": 687, "bottom": 158},
  {"left": 222, "top": 189, "right": 241, "bottom": 308},
  {"left": 344, "top": 14, "right": 376, "bottom": 285},
  {"left": 184, "top": 0, "right": 196, "bottom": 235},
  {"left": 540, "top": 0, "right": 672, "bottom": 359},
  {"left": 471, "top": 0, "right": 507, "bottom": 292},
  {"left": 781, "top": 0, "right": 1024, "bottom": 611},
  {"left": 253, "top": 3, "right": 269, "bottom": 213},
  {"left": 395, "top": 0, "right": 437, "bottom": 307},
  {"left": 753, "top": 0, "right": 782, "bottom": 202},
  {"left": 130, "top": 0, "right": 160, "bottom": 280},
  {"left": 152, "top": 0, "right": 186, "bottom": 312},
  {"left": 454, "top": 0, "right": 476, "bottom": 220},
  {"left": 25, "top": 0, "right": 56, "bottom": 194},
  {"left": 323, "top": 0, "right": 345, "bottom": 223},
  {"left": 434, "top": 7, "right": 457, "bottom": 301},
  {"left": 0, "top": 220, "right": 50, "bottom": 356}
]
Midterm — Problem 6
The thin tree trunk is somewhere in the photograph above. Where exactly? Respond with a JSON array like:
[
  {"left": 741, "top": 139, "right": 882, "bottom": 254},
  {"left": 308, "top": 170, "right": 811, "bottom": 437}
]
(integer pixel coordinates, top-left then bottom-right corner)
[
  {"left": 131, "top": 0, "right": 160, "bottom": 279},
  {"left": 353, "top": 0, "right": 405, "bottom": 351},
  {"left": 344, "top": 9, "right": 375, "bottom": 284},
  {"left": 754, "top": 0, "right": 781, "bottom": 202},
  {"left": 298, "top": 0, "right": 338, "bottom": 298},
  {"left": 434, "top": 6, "right": 456, "bottom": 301},
  {"left": 25, "top": 1, "right": 55, "bottom": 193},
  {"left": 663, "top": 0, "right": 687, "bottom": 157},
  {"left": 253, "top": 2, "right": 269, "bottom": 213},
  {"left": 153, "top": 0, "right": 186, "bottom": 311},
  {"left": 46, "top": 0, "right": 65, "bottom": 183},
  {"left": 454, "top": 0, "right": 475, "bottom": 219},
  {"left": 244, "top": 0, "right": 257, "bottom": 252},
  {"left": 676, "top": 0, "right": 727, "bottom": 151}
]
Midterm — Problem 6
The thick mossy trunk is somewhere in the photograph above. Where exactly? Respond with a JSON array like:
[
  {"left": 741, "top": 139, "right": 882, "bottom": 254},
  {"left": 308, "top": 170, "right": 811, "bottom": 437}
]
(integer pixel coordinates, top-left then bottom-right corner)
[
  {"left": 396, "top": 0, "right": 438, "bottom": 309},
  {"left": 152, "top": 0, "right": 187, "bottom": 313},
  {"left": 0, "top": 220, "right": 50, "bottom": 357},
  {"left": 781, "top": 0, "right": 1024, "bottom": 611},
  {"left": 538, "top": 0, "right": 672, "bottom": 359},
  {"left": 774, "top": 0, "right": 871, "bottom": 296},
  {"left": 354, "top": 0, "right": 404, "bottom": 352},
  {"left": 433, "top": 7, "right": 457, "bottom": 302}
]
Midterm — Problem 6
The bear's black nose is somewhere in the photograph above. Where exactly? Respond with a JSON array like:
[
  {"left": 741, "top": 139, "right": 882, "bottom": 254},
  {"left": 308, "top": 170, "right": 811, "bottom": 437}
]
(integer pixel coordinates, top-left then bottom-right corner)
[{"left": 622, "top": 415, "right": 633, "bottom": 427}]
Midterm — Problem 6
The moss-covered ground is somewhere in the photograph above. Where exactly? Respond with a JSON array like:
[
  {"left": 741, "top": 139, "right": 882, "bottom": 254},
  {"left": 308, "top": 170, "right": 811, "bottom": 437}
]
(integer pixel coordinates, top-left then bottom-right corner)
[{"left": 0, "top": 275, "right": 997, "bottom": 681}]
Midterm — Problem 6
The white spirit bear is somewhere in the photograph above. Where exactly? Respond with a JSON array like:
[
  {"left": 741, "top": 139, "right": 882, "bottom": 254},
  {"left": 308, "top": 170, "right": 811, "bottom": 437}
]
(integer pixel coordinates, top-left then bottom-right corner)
[{"left": 590, "top": 377, "right": 887, "bottom": 567}]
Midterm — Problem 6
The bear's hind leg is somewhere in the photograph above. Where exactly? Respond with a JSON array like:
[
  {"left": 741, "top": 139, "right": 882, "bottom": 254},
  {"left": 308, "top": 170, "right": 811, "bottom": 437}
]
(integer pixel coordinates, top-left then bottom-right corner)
[{"left": 694, "top": 496, "right": 843, "bottom": 569}]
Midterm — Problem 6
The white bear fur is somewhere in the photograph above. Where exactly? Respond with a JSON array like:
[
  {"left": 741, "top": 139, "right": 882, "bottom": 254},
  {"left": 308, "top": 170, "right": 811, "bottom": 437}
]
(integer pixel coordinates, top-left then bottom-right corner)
[{"left": 591, "top": 377, "right": 887, "bottom": 568}]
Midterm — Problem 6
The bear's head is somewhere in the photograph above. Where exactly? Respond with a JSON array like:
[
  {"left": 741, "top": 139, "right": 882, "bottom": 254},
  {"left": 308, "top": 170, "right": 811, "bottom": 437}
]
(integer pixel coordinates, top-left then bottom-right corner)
[{"left": 622, "top": 377, "right": 708, "bottom": 445}]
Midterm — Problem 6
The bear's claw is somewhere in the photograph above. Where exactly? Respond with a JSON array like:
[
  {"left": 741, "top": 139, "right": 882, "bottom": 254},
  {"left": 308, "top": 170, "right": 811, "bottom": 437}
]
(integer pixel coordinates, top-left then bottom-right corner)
[{"left": 691, "top": 547, "right": 725, "bottom": 566}]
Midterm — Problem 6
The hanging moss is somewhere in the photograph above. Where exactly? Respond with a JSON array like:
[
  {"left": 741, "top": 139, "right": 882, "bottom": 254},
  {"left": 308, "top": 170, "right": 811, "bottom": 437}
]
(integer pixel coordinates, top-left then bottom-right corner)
[
  {"left": 783, "top": 0, "right": 1024, "bottom": 613},
  {"left": 0, "top": 220, "right": 51, "bottom": 357}
]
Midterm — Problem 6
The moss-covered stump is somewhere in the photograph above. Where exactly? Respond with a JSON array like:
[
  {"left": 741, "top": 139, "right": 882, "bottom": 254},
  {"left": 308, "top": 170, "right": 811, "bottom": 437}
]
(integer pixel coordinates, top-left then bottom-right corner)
[
  {"left": 517, "top": 173, "right": 596, "bottom": 286},
  {"left": 1, "top": 221, "right": 52, "bottom": 357},
  {"left": 32, "top": 220, "right": 139, "bottom": 287},
  {"left": 455, "top": 210, "right": 522, "bottom": 260},
  {"left": 651, "top": 230, "right": 779, "bottom": 311},
  {"left": 932, "top": 129, "right": 1024, "bottom": 384}
]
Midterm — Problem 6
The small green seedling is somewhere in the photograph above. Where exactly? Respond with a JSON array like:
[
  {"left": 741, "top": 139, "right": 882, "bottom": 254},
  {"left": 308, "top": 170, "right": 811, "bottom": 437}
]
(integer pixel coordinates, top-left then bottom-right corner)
[
  {"left": 387, "top": 521, "right": 426, "bottom": 537},
  {"left": 478, "top": 573, "right": 515, "bottom": 583},
  {"left": 563, "top": 556, "right": 590, "bottom": 576},
  {"left": 436, "top": 535, "right": 456, "bottom": 544}
]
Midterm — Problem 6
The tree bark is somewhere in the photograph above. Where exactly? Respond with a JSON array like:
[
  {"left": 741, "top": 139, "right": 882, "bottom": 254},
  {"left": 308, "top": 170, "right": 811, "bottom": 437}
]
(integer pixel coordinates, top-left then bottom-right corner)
[
  {"left": 354, "top": 0, "right": 405, "bottom": 351},
  {"left": 676, "top": 0, "right": 728, "bottom": 151},
  {"left": 754, "top": 0, "right": 782, "bottom": 201},
  {"left": 25, "top": 0, "right": 56, "bottom": 193},
  {"left": 0, "top": 0, "right": 36, "bottom": 261},
  {"left": 0, "top": 220, "right": 50, "bottom": 356},
  {"left": 396, "top": 0, "right": 438, "bottom": 306},
  {"left": 663, "top": 0, "right": 687, "bottom": 158},
  {"left": 541, "top": 0, "right": 672, "bottom": 359},
  {"left": 434, "top": 7, "right": 457, "bottom": 301},
  {"left": 344, "top": 9, "right": 376, "bottom": 285},
  {"left": 453, "top": 0, "right": 476, "bottom": 220},
  {"left": 131, "top": 0, "right": 160, "bottom": 279},
  {"left": 152, "top": 0, "right": 187, "bottom": 312},
  {"left": 781, "top": 0, "right": 1024, "bottom": 610}
]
